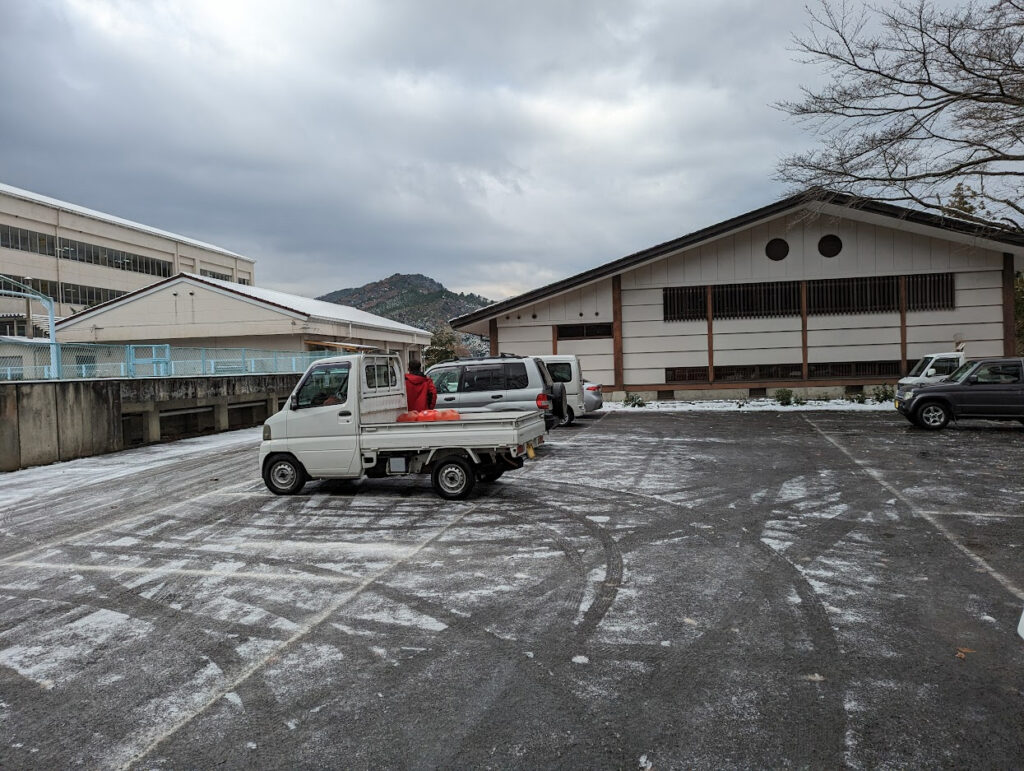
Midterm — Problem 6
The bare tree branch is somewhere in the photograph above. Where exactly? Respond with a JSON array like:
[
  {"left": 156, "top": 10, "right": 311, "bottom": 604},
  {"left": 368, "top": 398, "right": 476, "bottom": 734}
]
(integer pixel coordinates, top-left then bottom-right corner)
[{"left": 777, "top": 0, "right": 1024, "bottom": 229}]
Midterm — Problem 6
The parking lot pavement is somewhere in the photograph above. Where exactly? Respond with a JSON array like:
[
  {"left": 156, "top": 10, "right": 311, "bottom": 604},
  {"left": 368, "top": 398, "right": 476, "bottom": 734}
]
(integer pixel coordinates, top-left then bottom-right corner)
[{"left": 0, "top": 412, "right": 1022, "bottom": 769}]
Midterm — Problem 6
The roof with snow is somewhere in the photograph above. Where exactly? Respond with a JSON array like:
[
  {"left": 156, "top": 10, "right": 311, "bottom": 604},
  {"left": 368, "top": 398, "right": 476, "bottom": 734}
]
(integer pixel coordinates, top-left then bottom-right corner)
[
  {"left": 55, "top": 273, "right": 431, "bottom": 337},
  {"left": 184, "top": 273, "right": 430, "bottom": 334},
  {"left": 0, "top": 182, "right": 252, "bottom": 262}
]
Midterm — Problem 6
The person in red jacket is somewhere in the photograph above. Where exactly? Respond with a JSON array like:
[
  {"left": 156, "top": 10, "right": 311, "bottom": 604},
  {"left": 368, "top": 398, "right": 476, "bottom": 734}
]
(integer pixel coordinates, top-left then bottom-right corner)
[{"left": 405, "top": 360, "right": 437, "bottom": 411}]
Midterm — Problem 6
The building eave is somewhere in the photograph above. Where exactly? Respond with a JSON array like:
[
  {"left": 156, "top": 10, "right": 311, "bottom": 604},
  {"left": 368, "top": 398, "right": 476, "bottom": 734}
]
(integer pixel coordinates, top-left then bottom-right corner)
[{"left": 450, "top": 189, "right": 1024, "bottom": 330}]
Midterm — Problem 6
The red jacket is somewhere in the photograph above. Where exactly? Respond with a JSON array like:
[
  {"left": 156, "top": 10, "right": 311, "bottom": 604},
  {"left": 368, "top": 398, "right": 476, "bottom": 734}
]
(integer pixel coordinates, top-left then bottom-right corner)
[{"left": 405, "top": 373, "right": 437, "bottom": 411}]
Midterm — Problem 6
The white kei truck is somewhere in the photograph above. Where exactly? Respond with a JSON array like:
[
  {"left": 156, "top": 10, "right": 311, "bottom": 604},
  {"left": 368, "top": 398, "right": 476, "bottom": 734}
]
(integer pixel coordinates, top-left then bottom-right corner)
[
  {"left": 898, "top": 348, "right": 967, "bottom": 388},
  {"left": 259, "top": 353, "right": 546, "bottom": 499}
]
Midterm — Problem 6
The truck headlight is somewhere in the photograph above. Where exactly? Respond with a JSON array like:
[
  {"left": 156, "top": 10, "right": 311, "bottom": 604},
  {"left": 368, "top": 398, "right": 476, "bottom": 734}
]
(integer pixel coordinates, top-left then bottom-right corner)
[{"left": 262, "top": 424, "right": 271, "bottom": 440}]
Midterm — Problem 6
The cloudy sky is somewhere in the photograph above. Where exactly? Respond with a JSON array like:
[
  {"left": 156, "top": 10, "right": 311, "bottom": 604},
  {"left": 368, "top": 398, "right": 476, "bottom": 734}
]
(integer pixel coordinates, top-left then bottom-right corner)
[{"left": 0, "top": 0, "right": 823, "bottom": 301}]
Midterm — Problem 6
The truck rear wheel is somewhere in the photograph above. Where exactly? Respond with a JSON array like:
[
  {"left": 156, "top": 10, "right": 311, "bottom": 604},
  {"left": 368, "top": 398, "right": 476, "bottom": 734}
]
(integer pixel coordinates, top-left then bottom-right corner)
[
  {"left": 432, "top": 456, "right": 476, "bottom": 499},
  {"left": 263, "top": 455, "right": 307, "bottom": 495}
]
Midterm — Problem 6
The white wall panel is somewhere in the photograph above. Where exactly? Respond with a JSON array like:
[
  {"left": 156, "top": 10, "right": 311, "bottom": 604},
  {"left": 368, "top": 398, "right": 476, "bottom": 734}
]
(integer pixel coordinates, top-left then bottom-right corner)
[
  {"left": 715, "top": 348, "right": 802, "bottom": 366},
  {"left": 908, "top": 305, "right": 1000, "bottom": 326},
  {"left": 496, "top": 324, "right": 551, "bottom": 344},
  {"left": 624, "top": 335, "right": 706, "bottom": 354},
  {"left": 620, "top": 215, "right": 1006, "bottom": 290},
  {"left": 624, "top": 367, "right": 669, "bottom": 383},
  {"left": 907, "top": 340, "right": 1002, "bottom": 358},
  {"left": 622, "top": 320, "right": 704, "bottom": 338},
  {"left": 956, "top": 286, "right": 1003, "bottom": 307},
  {"left": 906, "top": 322, "right": 1003, "bottom": 344},
  {"left": 808, "top": 344, "right": 902, "bottom": 362},
  {"left": 808, "top": 313, "right": 901, "bottom": 330},
  {"left": 714, "top": 317, "right": 801, "bottom": 334},
  {"left": 954, "top": 270, "right": 1001, "bottom": 289},
  {"left": 557, "top": 338, "right": 614, "bottom": 356},
  {"left": 621, "top": 303, "right": 668, "bottom": 322},
  {"left": 715, "top": 330, "right": 802, "bottom": 350},
  {"left": 807, "top": 327, "right": 900, "bottom": 347},
  {"left": 621, "top": 287, "right": 663, "bottom": 306},
  {"left": 499, "top": 342, "right": 548, "bottom": 355}
]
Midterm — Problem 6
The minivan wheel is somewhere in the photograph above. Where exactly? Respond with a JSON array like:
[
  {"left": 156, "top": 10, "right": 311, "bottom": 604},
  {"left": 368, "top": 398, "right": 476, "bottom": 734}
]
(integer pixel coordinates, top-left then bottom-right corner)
[
  {"left": 263, "top": 455, "right": 307, "bottom": 494},
  {"left": 431, "top": 456, "right": 476, "bottom": 499},
  {"left": 558, "top": 406, "right": 575, "bottom": 427},
  {"left": 916, "top": 402, "right": 950, "bottom": 430}
]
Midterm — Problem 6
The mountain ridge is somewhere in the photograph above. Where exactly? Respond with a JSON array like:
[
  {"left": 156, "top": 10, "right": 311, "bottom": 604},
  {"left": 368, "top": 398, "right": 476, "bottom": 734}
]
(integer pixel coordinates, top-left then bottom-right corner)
[{"left": 318, "top": 273, "right": 493, "bottom": 352}]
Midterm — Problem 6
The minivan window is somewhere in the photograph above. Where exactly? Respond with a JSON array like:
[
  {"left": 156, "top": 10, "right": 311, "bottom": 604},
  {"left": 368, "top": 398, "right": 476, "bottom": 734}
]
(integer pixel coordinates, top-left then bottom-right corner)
[
  {"left": 506, "top": 362, "right": 529, "bottom": 389},
  {"left": 431, "top": 367, "right": 461, "bottom": 393},
  {"left": 547, "top": 362, "right": 573, "bottom": 383},
  {"left": 462, "top": 364, "right": 505, "bottom": 392}
]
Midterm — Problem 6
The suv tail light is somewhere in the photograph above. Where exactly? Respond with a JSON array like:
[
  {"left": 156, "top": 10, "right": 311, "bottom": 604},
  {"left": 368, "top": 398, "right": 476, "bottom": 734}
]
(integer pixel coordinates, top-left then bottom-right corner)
[
  {"left": 536, "top": 394, "right": 551, "bottom": 410},
  {"left": 586, "top": 384, "right": 602, "bottom": 392}
]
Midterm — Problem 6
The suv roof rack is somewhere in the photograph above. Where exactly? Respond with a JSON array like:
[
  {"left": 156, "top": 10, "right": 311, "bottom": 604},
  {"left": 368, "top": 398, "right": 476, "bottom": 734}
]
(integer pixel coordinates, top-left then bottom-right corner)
[{"left": 432, "top": 353, "right": 525, "bottom": 365}]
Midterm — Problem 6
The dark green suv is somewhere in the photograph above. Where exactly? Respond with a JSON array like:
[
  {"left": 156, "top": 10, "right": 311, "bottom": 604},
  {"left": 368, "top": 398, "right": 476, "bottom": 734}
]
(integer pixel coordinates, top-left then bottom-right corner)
[{"left": 894, "top": 357, "right": 1024, "bottom": 429}]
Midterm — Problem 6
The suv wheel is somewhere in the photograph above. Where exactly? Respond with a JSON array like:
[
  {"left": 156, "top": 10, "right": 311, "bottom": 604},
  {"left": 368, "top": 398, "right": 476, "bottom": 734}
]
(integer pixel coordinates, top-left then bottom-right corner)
[
  {"left": 558, "top": 406, "right": 575, "bottom": 427},
  {"left": 916, "top": 401, "right": 950, "bottom": 430}
]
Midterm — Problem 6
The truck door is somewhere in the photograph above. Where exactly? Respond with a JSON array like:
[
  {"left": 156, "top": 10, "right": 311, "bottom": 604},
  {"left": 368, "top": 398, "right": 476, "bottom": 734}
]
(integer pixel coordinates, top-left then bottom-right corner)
[{"left": 286, "top": 361, "right": 360, "bottom": 477}]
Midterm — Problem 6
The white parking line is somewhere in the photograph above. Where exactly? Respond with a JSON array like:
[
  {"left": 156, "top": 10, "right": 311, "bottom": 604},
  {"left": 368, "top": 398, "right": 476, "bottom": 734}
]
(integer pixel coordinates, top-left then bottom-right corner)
[
  {"left": 118, "top": 502, "right": 481, "bottom": 770},
  {"left": 803, "top": 416, "right": 1024, "bottom": 603}
]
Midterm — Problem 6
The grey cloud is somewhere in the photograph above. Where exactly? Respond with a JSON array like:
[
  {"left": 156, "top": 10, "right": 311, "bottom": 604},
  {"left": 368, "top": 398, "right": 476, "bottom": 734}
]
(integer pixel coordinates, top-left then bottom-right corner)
[{"left": 0, "top": 0, "right": 818, "bottom": 301}]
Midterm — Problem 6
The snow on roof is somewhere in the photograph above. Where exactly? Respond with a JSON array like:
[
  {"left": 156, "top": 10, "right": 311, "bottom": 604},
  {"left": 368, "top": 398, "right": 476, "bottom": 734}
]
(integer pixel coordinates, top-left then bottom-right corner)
[
  {"left": 185, "top": 274, "right": 430, "bottom": 336},
  {"left": 0, "top": 182, "right": 253, "bottom": 263}
]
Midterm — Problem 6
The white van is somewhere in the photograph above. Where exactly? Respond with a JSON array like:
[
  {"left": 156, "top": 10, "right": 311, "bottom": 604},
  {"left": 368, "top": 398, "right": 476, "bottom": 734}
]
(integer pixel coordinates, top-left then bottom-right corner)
[{"left": 539, "top": 354, "right": 585, "bottom": 425}]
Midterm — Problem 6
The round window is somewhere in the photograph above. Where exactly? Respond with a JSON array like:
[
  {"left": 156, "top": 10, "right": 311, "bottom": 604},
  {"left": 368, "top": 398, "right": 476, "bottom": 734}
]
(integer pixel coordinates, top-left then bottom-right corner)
[
  {"left": 818, "top": 234, "right": 842, "bottom": 258},
  {"left": 765, "top": 238, "right": 789, "bottom": 261}
]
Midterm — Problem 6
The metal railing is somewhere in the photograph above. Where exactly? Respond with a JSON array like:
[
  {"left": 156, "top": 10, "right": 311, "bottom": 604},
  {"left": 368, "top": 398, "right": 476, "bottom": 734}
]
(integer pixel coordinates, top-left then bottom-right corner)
[{"left": 0, "top": 339, "right": 335, "bottom": 381}]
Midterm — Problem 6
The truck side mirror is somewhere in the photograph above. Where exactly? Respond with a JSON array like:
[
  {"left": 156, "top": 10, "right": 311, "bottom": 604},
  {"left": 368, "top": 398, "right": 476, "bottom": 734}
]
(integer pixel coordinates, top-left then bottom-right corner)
[
  {"left": 925, "top": 368, "right": 936, "bottom": 377},
  {"left": 289, "top": 395, "right": 299, "bottom": 410},
  {"left": 967, "top": 375, "right": 979, "bottom": 384}
]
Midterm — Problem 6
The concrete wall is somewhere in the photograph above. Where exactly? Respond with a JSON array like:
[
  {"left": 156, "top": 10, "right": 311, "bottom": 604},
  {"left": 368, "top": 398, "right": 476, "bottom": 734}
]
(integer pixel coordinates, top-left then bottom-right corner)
[
  {"left": 1, "top": 380, "right": 123, "bottom": 471},
  {"left": 0, "top": 373, "right": 301, "bottom": 472}
]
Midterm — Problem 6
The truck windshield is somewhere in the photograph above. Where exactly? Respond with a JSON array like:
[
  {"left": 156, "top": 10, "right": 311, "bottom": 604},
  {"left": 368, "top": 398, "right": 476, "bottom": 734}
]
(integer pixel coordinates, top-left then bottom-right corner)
[
  {"left": 946, "top": 361, "right": 976, "bottom": 383},
  {"left": 907, "top": 357, "right": 933, "bottom": 377}
]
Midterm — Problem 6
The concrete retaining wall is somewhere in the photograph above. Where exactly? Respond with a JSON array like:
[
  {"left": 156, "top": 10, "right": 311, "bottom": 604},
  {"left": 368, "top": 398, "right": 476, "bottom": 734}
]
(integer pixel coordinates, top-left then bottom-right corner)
[{"left": 1, "top": 374, "right": 301, "bottom": 472}]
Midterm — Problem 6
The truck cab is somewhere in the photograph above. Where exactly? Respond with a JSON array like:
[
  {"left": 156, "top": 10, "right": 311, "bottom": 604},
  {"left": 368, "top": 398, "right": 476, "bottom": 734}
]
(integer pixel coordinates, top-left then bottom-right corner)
[{"left": 898, "top": 350, "right": 965, "bottom": 388}]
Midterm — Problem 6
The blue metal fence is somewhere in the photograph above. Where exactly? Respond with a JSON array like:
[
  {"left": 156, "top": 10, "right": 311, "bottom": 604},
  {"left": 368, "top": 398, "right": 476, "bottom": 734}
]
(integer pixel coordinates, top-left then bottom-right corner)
[{"left": 0, "top": 338, "right": 335, "bottom": 381}]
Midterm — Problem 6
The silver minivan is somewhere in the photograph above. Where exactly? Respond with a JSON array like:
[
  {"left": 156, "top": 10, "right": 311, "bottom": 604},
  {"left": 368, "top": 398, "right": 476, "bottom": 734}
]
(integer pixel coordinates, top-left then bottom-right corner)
[{"left": 426, "top": 355, "right": 561, "bottom": 430}]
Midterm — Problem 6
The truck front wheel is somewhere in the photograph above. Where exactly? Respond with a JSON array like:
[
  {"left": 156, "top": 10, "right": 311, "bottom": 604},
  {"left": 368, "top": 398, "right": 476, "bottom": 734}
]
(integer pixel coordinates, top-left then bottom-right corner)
[
  {"left": 263, "top": 455, "right": 308, "bottom": 495},
  {"left": 431, "top": 457, "right": 476, "bottom": 500}
]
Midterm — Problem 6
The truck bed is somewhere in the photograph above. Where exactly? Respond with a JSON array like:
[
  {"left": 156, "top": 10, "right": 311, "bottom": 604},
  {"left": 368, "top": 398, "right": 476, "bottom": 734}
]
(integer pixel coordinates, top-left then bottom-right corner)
[{"left": 359, "top": 410, "right": 545, "bottom": 452}]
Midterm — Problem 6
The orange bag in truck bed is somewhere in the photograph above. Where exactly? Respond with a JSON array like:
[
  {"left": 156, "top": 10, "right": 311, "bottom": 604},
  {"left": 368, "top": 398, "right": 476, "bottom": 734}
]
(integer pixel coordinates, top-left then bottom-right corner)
[{"left": 396, "top": 410, "right": 461, "bottom": 422}]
